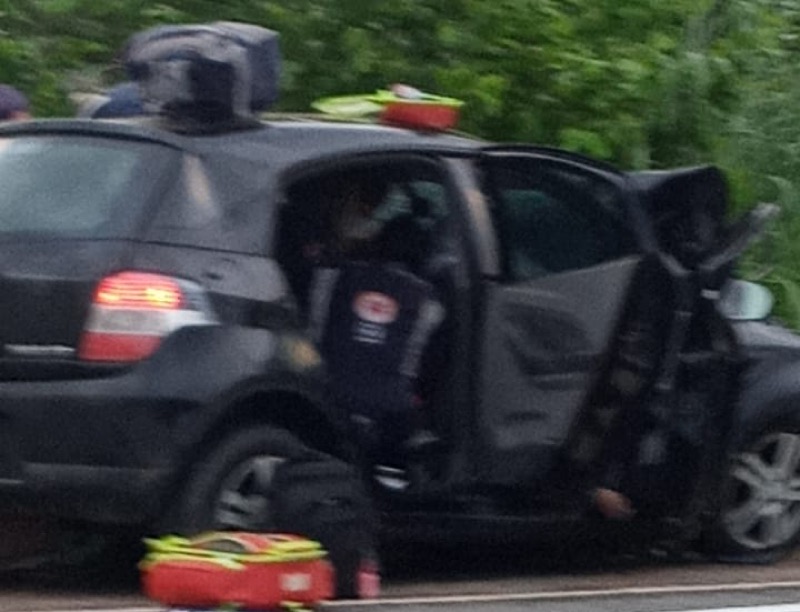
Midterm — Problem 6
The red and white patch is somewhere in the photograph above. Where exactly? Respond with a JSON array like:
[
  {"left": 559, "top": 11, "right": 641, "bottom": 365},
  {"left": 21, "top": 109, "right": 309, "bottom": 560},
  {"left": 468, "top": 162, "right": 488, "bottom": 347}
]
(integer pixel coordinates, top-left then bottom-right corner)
[{"left": 353, "top": 292, "right": 399, "bottom": 324}]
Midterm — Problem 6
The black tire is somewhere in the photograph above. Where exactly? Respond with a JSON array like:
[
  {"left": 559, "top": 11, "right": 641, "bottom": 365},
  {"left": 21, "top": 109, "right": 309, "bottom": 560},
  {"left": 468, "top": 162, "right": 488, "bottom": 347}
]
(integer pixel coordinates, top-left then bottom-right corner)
[
  {"left": 705, "top": 412, "right": 800, "bottom": 563},
  {"left": 166, "top": 426, "right": 376, "bottom": 599},
  {"left": 169, "top": 426, "right": 315, "bottom": 534},
  {"left": 271, "top": 457, "right": 377, "bottom": 599}
]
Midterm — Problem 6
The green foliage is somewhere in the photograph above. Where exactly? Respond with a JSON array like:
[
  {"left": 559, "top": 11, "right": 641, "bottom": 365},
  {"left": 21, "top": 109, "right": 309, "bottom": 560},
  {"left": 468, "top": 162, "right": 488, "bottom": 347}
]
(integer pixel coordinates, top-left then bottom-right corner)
[{"left": 3, "top": 0, "right": 800, "bottom": 322}]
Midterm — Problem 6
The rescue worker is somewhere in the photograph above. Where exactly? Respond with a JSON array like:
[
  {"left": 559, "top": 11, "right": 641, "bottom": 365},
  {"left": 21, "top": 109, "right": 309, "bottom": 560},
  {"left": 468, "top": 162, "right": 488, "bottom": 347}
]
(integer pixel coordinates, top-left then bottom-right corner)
[{"left": 308, "top": 210, "right": 444, "bottom": 468}]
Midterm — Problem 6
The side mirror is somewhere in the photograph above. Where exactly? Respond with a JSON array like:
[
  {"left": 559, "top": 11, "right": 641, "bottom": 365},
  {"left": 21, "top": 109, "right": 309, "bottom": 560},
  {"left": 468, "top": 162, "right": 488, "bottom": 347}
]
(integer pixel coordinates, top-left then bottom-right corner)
[{"left": 718, "top": 279, "right": 774, "bottom": 321}]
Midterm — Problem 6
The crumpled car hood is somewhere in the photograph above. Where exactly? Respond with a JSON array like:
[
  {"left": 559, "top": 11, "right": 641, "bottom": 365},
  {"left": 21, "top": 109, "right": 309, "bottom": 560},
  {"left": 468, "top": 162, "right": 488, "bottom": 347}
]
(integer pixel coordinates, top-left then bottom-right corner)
[
  {"left": 733, "top": 320, "right": 800, "bottom": 358},
  {"left": 628, "top": 165, "right": 728, "bottom": 268}
]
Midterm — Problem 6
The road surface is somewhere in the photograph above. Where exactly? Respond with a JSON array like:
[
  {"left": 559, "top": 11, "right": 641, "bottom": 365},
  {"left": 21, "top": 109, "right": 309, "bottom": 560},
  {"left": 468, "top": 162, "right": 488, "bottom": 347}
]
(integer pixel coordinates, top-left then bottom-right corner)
[{"left": 3, "top": 541, "right": 800, "bottom": 611}]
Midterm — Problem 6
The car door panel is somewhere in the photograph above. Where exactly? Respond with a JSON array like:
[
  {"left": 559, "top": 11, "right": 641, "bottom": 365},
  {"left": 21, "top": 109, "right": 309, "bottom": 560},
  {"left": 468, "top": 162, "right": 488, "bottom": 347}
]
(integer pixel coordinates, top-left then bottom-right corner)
[
  {"left": 479, "top": 257, "right": 641, "bottom": 483},
  {"left": 474, "top": 151, "right": 646, "bottom": 487}
]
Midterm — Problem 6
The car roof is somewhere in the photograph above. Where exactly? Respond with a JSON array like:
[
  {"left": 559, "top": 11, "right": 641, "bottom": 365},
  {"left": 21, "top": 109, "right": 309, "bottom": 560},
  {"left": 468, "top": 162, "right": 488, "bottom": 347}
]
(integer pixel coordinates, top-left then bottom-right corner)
[
  {"left": 0, "top": 115, "right": 487, "bottom": 254},
  {"left": 0, "top": 115, "right": 484, "bottom": 168}
]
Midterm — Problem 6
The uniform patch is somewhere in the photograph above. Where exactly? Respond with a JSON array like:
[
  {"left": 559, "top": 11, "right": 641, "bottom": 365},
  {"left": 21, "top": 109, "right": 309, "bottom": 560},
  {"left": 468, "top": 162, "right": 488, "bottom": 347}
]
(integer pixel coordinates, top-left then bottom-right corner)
[{"left": 354, "top": 292, "right": 399, "bottom": 324}]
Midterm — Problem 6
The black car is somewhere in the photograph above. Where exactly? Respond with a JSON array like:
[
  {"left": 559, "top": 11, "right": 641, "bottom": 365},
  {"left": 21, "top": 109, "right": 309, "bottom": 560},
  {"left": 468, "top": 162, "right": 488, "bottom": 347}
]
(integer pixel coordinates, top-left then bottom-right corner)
[{"left": 0, "top": 107, "right": 797, "bottom": 596}]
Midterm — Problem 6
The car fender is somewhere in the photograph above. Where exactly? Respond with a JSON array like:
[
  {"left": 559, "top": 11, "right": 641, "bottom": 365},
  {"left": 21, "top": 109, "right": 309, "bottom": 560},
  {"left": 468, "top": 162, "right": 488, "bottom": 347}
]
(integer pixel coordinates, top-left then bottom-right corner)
[
  {"left": 133, "top": 324, "right": 348, "bottom": 457},
  {"left": 138, "top": 324, "right": 321, "bottom": 398},
  {"left": 731, "top": 352, "right": 800, "bottom": 448}
]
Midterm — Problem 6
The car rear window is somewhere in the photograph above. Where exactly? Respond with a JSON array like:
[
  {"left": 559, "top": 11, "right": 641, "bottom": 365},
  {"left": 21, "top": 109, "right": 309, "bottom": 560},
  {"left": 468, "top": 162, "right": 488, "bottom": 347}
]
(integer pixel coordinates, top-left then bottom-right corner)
[{"left": 0, "top": 135, "right": 175, "bottom": 238}]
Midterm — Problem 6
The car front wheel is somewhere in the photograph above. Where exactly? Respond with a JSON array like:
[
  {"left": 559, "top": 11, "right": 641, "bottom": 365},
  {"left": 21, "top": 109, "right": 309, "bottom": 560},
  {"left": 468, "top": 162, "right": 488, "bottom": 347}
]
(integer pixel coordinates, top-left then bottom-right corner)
[{"left": 709, "top": 419, "right": 800, "bottom": 562}]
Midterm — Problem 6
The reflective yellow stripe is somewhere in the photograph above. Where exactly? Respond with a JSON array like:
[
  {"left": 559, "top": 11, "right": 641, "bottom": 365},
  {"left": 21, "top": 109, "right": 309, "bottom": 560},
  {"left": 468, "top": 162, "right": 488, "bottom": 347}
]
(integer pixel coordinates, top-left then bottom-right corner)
[
  {"left": 139, "top": 553, "right": 244, "bottom": 571},
  {"left": 142, "top": 533, "right": 327, "bottom": 565}
]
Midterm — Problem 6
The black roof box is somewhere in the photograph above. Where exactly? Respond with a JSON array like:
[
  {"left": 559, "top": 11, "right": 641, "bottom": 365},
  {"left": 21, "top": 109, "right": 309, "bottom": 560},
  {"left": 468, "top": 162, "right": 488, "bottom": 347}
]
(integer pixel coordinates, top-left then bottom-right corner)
[{"left": 123, "top": 21, "right": 280, "bottom": 124}]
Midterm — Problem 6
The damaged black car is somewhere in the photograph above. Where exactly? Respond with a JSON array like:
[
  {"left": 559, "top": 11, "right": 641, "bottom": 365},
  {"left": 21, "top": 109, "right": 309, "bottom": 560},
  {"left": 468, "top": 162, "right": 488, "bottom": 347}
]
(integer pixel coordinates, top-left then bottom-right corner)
[{"left": 0, "top": 22, "right": 798, "bottom": 599}]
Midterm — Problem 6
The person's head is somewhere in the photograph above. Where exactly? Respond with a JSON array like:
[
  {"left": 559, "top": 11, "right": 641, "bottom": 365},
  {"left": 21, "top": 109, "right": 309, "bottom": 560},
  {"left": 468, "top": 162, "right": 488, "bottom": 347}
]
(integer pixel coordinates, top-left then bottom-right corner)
[
  {"left": 332, "top": 170, "right": 391, "bottom": 252},
  {"left": 75, "top": 82, "right": 145, "bottom": 119},
  {"left": 0, "top": 85, "right": 30, "bottom": 121}
]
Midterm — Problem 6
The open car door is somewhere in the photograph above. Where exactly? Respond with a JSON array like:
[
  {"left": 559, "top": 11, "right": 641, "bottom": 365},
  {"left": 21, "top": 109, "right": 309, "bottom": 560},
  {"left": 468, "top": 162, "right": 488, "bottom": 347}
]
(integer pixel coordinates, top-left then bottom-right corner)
[
  {"left": 605, "top": 167, "right": 778, "bottom": 519},
  {"left": 471, "top": 155, "right": 775, "bottom": 520},
  {"left": 473, "top": 150, "right": 650, "bottom": 488}
]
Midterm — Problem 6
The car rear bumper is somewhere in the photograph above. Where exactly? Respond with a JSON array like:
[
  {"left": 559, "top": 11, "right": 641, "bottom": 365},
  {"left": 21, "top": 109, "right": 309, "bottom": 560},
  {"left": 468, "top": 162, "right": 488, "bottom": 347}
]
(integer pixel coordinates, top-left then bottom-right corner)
[
  {"left": 0, "top": 462, "right": 169, "bottom": 525},
  {"left": 0, "top": 379, "right": 193, "bottom": 525}
]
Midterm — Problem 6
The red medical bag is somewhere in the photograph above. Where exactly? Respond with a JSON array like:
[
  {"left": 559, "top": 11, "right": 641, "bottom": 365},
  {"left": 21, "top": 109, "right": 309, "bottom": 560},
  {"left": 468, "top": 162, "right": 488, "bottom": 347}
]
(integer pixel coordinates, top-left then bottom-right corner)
[{"left": 140, "top": 532, "right": 334, "bottom": 609}]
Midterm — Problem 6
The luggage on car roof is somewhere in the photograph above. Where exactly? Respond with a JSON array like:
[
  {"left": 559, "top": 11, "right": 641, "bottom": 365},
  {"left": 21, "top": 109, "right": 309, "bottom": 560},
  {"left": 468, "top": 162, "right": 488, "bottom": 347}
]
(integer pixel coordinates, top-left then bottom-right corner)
[{"left": 123, "top": 21, "right": 281, "bottom": 122}]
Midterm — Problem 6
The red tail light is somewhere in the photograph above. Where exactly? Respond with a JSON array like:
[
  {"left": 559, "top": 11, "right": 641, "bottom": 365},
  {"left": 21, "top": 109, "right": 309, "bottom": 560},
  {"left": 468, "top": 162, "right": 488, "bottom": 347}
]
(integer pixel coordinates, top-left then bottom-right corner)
[
  {"left": 94, "top": 272, "right": 184, "bottom": 310},
  {"left": 78, "top": 272, "right": 217, "bottom": 363}
]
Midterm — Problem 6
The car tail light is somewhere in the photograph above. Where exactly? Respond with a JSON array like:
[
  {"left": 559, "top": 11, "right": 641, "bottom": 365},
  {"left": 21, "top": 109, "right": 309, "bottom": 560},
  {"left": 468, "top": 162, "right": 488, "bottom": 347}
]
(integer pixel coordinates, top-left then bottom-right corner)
[{"left": 78, "top": 271, "right": 218, "bottom": 362}]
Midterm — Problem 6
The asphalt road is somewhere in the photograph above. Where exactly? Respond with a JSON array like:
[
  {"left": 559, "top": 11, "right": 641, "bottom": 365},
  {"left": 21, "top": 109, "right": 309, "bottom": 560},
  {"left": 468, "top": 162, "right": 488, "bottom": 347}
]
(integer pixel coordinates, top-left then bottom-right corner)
[
  {"left": 332, "top": 594, "right": 800, "bottom": 612},
  {"left": 3, "top": 541, "right": 800, "bottom": 612}
]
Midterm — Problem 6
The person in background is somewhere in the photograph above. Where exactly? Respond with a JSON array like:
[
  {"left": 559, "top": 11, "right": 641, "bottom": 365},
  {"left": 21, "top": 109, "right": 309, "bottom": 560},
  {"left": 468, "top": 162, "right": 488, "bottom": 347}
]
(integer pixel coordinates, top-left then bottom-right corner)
[
  {"left": 74, "top": 82, "right": 145, "bottom": 119},
  {"left": 0, "top": 84, "right": 31, "bottom": 121}
]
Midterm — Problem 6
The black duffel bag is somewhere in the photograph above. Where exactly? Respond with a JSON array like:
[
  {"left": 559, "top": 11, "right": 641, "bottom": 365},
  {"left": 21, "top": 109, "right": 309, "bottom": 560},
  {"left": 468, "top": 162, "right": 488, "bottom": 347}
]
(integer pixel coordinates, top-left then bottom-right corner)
[{"left": 123, "top": 21, "right": 280, "bottom": 122}]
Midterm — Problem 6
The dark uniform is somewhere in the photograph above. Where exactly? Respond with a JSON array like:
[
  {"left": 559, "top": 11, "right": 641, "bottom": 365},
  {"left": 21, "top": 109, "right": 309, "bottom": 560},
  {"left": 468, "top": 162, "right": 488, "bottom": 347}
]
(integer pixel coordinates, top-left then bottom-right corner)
[{"left": 309, "top": 260, "right": 444, "bottom": 463}]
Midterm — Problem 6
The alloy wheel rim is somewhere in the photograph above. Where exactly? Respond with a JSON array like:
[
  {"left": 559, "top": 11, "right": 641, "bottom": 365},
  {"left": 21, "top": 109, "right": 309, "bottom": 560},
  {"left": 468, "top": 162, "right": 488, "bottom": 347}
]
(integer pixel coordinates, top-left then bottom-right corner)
[
  {"left": 213, "top": 455, "right": 286, "bottom": 530},
  {"left": 723, "top": 431, "right": 800, "bottom": 551}
]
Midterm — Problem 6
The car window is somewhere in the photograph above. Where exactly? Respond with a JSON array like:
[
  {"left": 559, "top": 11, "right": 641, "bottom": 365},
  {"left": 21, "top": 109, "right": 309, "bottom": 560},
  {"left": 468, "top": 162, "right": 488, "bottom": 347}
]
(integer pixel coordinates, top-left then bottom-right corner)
[
  {"left": 485, "top": 159, "right": 635, "bottom": 281},
  {"left": 0, "top": 135, "right": 174, "bottom": 239},
  {"left": 156, "top": 154, "right": 221, "bottom": 229}
]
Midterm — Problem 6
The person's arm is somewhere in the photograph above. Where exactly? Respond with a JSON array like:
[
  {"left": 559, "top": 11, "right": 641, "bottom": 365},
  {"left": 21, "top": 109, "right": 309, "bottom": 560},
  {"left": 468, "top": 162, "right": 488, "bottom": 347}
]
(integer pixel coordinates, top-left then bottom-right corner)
[{"left": 307, "top": 267, "right": 340, "bottom": 344}]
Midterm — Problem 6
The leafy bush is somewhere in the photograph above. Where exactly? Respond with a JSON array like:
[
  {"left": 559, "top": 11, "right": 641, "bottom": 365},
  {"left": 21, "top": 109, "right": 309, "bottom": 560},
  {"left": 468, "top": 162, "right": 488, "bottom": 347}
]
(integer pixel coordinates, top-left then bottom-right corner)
[{"left": 3, "top": 0, "right": 800, "bottom": 323}]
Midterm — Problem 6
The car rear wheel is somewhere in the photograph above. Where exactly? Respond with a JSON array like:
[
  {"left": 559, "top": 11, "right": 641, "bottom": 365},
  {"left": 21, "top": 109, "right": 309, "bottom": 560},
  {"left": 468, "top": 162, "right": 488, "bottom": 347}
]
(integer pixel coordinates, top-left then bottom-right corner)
[
  {"left": 167, "top": 425, "right": 377, "bottom": 598},
  {"left": 707, "top": 416, "right": 800, "bottom": 562}
]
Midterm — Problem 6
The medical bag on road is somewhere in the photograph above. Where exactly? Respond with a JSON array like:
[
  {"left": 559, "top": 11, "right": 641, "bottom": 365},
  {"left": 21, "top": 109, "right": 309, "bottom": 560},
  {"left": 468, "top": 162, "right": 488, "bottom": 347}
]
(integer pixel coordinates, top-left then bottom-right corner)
[{"left": 140, "top": 531, "right": 333, "bottom": 609}]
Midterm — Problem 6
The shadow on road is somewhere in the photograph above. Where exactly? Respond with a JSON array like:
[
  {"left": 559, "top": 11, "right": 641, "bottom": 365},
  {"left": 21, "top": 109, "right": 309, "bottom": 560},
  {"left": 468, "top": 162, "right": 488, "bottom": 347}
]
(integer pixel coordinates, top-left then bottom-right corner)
[
  {"left": 379, "top": 535, "right": 708, "bottom": 588},
  {"left": 0, "top": 532, "right": 143, "bottom": 595}
]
